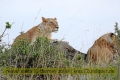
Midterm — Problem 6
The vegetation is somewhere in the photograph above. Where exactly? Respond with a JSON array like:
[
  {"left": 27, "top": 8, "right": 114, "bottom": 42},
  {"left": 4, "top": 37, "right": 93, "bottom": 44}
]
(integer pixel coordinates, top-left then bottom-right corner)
[
  {"left": 115, "top": 22, "right": 120, "bottom": 38},
  {"left": 0, "top": 22, "right": 119, "bottom": 80}
]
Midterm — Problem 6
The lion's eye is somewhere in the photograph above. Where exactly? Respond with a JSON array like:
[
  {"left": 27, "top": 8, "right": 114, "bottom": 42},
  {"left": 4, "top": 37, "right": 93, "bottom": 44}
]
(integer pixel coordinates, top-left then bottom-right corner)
[{"left": 50, "top": 22, "right": 53, "bottom": 24}]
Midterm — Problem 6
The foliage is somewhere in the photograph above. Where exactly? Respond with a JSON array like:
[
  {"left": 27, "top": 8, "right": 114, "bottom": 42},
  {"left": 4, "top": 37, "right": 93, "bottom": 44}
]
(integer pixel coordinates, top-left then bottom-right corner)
[
  {"left": 0, "top": 22, "right": 119, "bottom": 80},
  {"left": 0, "top": 22, "right": 14, "bottom": 42},
  {"left": 114, "top": 22, "right": 120, "bottom": 38},
  {"left": 6, "top": 22, "right": 12, "bottom": 29},
  {"left": 0, "top": 22, "right": 13, "bottom": 67},
  {"left": 8, "top": 37, "right": 70, "bottom": 68},
  {"left": 0, "top": 36, "right": 119, "bottom": 80},
  {"left": 114, "top": 22, "right": 120, "bottom": 55}
]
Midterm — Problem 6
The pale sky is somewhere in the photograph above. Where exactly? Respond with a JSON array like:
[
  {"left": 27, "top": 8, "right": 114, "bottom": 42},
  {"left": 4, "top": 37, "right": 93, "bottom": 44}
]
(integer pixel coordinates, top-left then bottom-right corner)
[{"left": 0, "top": 0, "right": 120, "bottom": 53}]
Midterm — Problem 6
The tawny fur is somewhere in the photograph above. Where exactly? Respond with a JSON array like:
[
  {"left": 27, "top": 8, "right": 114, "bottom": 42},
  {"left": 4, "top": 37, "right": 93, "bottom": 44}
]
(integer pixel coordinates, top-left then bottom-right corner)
[
  {"left": 87, "top": 33, "right": 119, "bottom": 64},
  {"left": 12, "top": 17, "right": 59, "bottom": 45}
]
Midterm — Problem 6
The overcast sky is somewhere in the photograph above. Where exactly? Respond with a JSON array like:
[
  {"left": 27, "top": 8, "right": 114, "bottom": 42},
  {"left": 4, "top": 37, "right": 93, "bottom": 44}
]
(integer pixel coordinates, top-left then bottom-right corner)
[{"left": 0, "top": 0, "right": 120, "bottom": 53}]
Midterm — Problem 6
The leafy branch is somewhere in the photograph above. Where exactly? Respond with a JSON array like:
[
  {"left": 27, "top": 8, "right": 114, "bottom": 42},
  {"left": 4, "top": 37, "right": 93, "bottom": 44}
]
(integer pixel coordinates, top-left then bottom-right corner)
[{"left": 0, "top": 22, "right": 14, "bottom": 42}]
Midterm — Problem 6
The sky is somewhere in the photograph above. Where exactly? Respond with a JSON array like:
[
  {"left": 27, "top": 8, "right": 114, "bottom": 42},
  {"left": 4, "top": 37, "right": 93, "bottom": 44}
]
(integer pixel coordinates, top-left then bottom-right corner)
[{"left": 0, "top": 0, "right": 120, "bottom": 53}]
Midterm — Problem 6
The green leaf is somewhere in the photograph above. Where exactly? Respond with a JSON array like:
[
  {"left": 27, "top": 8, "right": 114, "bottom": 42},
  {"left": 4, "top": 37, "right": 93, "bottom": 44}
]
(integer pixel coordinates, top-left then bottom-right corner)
[{"left": 6, "top": 22, "right": 11, "bottom": 28}]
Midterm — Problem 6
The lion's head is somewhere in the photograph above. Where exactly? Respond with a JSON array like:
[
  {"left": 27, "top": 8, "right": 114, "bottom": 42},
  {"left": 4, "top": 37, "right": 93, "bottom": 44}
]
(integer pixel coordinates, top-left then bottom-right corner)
[
  {"left": 86, "top": 33, "right": 120, "bottom": 64},
  {"left": 39, "top": 17, "right": 59, "bottom": 33}
]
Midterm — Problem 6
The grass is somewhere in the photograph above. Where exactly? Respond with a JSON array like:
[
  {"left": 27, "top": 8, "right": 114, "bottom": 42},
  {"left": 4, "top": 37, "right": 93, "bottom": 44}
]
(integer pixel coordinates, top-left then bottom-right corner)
[{"left": 0, "top": 36, "right": 119, "bottom": 80}]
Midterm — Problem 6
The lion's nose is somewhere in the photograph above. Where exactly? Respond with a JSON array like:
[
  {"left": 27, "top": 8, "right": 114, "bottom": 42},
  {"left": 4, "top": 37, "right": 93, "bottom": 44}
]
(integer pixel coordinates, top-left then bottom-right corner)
[{"left": 56, "top": 26, "right": 59, "bottom": 29}]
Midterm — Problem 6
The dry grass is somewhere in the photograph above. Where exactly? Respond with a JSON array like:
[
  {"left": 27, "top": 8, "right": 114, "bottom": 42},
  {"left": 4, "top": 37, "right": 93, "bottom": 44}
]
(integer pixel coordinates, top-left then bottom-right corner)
[{"left": 0, "top": 37, "right": 119, "bottom": 80}]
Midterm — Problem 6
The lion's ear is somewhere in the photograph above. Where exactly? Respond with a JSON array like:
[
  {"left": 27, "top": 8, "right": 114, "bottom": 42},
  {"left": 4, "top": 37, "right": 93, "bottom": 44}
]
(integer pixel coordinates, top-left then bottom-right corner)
[
  {"left": 42, "top": 17, "right": 47, "bottom": 22},
  {"left": 110, "top": 33, "right": 114, "bottom": 37},
  {"left": 54, "top": 17, "right": 57, "bottom": 20}
]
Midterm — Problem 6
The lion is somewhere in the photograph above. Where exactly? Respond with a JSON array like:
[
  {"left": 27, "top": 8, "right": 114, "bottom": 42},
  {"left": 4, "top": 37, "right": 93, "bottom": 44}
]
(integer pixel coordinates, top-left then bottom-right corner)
[
  {"left": 86, "top": 33, "right": 120, "bottom": 64},
  {"left": 12, "top": 17, "right": 59, "bottom": 45}
]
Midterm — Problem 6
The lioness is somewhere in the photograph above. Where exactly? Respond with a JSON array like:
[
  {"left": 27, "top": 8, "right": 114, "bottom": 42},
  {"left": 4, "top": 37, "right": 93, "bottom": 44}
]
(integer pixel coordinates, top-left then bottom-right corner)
[
  {"left": 86, "top": 33, "right": 120, "bottom": 64},
  {"left": 12, "top": 17, "right": 59, "bottom": 45}
]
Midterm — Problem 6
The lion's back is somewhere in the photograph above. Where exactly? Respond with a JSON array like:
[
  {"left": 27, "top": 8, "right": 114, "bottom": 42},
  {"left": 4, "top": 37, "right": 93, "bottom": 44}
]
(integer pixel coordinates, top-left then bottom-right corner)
[{"left": 86, "top": 33, "right": 119, "bottom": 64}]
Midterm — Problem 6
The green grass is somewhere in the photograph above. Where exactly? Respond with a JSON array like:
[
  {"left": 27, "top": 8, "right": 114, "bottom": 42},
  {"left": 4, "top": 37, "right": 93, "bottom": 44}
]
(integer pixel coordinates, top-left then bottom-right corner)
[{"left": 0, "top": 37, "right": 120, "bottom": 80}]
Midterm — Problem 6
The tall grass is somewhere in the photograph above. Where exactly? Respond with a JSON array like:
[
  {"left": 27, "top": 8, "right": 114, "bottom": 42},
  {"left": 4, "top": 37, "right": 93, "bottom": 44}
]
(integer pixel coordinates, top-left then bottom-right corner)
[{"left": 0, "top": 36, "right": 119, "bottom": 80}]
